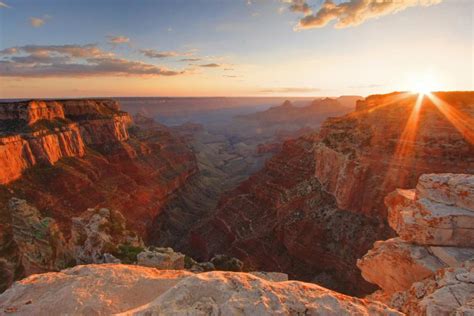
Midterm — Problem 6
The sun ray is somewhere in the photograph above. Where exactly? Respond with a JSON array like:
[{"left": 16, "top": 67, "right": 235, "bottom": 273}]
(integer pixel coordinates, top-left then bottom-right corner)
[
  {"left": 426, "top": 93, "right": 474, "bottom": 145},
  {"left": 381, "top": 93, "right": 425, "bottom": 191},
  {"left": 393, "top": 93, "right": 424, "bottom": 161}
]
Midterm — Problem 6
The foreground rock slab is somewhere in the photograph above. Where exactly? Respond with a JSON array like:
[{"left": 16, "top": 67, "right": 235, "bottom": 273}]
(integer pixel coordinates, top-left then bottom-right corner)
[
  {"left": 0, "top": 264, "right": 401, "bottom": 315},
  {"left": 392, "top": 262, "right": 474, "bottom": 315}
]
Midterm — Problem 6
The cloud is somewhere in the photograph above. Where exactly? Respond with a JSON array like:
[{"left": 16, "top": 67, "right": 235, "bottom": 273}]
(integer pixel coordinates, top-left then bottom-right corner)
[
  {"left": 30, "top": 16, "right": 49, "bottom": 28},
  {"left": 223, "top": 75, "right": 240, "bottom": 78},
  {"left": 106, "top": 35, "right": 130, "bottom": 44},
  {"left": 180, "top": 58, "right": 201, "bottom": 62},
  {"left": 2, "top": 44, "right": 113, "bottom": 58},
  {"left": 0, "top": 1, "right": 10, "bottom": 8},
  {"left": 140, "top": 48, "right": 194, "bottom": 59},
  {"left": 284, "top": 0, "right": 312, "bottom": 14},
  {"left": 295, "top": 0, "right": 442, "bottom": 29},
  {"left": 0, "top": 44, "right": 185, "bottom": 78},
  {"left": 259, "top": 87, "right": 321, "bottom": 93},
  {"left": 0, "top": 47, "right": 20, "bottom": 55},
  {"left": 200, "top": 63, "right": 221, "bottom": 68}
]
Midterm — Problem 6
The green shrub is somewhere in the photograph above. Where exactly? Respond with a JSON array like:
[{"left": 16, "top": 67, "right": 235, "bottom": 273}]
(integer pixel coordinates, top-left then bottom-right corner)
[{"left": 113, "top": 245, "right": 144, "bottom": 264}]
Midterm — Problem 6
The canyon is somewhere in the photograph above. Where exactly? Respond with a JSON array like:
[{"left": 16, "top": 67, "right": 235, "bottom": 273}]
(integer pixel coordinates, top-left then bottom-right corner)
[
  {"left": 182, "top": 92, "right": 474, "bottom": 295},
  {"left": 0, "top": 99, "right": 197, "bottom": 291},
  {"left": 150, "top": 97, "right": 356, "bottom": 247},
  {"left": 0, "top": 92, "right": 473, "bottom": 315},
  {"left": 1, "top": 172, "right": 473, "bottom": 315}
]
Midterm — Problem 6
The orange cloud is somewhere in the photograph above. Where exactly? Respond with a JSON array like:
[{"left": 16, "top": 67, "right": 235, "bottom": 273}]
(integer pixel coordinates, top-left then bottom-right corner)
[
  {"left": 295, "top": 0, "right": 442, "bottom": 30},
  {"left": 200, "top": 63, "right": 221, "bottom": 68},
  {"left": 106, "top": 35, "right": 130, "bottom": 44},
  {"left": 284, "top": 0, "right": 312, "bottom": 14},
  {"left": 30, "top": 16, "right": 50, "bottom": 28}
]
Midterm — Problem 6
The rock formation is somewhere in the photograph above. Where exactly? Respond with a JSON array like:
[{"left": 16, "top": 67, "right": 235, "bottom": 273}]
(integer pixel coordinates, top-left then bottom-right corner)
[
  {"left": 0, "top": 264, "right": 401, "bottom": 315},
  {"left": 0, "top": 100, "right": 197, "bottom": 290},
  {"left": 358, "top": 173, "right": 474, "bottom": 314},
  {"left": 70, "top": 207, "right": 143, "bottom": 264},
  {"left": 0, "top": 197, "right": 148, "bottom": 290},
  {"left": 136, "top": 247, "right": 185, "bottom": 270},
  {"left": 185, "top": 92, "right": 474, "bottom": 295},
  {"left": 0, "top": 99, "right": 130, "bottom": 184},
  {"left": 7, "top": 198, "right": 72, "bottom": 276}
]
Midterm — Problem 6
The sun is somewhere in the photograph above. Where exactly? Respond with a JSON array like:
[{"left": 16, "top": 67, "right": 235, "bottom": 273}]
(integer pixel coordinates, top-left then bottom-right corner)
[{"left": 408, "top": 72, "right": 440, "bottom": 95}]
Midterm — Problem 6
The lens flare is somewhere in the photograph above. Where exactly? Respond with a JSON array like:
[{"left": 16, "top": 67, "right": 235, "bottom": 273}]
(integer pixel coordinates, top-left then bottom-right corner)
[{"left": 408, "top": 72, "right": 441, "bottom": 95}]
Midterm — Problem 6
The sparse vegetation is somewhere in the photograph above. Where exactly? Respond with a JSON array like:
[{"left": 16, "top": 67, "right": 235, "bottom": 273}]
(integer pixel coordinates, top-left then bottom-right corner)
[{"left": 113, "top": 245, "right": 144, "bottom": 264}]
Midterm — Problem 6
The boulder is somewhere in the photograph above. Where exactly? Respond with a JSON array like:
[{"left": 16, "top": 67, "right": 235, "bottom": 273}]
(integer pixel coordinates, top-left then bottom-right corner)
[
  {"left": 387, "top": 188, "right": 474, "bottom": 247},
  {"left": 210, "top": 254, "right": 244, "bottom": 272},
  {"left": 137, "top": 247, "right": 185, "bottom": 270},
  {"left": 357, "top": 238, "right": 445, "bottom": 293},
  {"left": 0, "top": 264, "right": 401, "bottom": 315}
]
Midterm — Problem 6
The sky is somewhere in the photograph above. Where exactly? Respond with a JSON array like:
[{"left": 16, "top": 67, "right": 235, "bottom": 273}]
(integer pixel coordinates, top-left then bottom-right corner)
[{"left": 0, "top": 0, "right": 472, "bottom": 98}]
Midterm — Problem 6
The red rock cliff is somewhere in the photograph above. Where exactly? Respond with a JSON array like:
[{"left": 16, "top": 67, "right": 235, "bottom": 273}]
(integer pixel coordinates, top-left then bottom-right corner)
[
  {"left": 0, "top": 101, "right": 197, "bottom": 291},
  {"left": 0, "top": 99, "right": 133, "bottom": 184},
  {"left": 186, "top": 91, "right": 474, "bottom": 295}
]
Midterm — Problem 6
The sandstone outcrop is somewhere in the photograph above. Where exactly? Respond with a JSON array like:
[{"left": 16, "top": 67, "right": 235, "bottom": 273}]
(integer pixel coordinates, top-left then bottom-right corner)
[
  {"left": 2, "top": 198, "right": 148, "bottom": 287},
  {"left": 0, "top": 99, "right": 132, "bottom": 184},
  {"left": 186, "top": 92, "right": 474, "bottom": 295},
  {"left": 357, "top": 237, "right": 445, "bottom": 293},
  {"left": 387, "top": 182, "right": 474, "bottom": 247},
  {"left": 70, "top": 207, "right": 143, "bottom": 264},
  {"left": 392, "top": 261, "right": 474, "bottom": 315},
  {"left": 7, "top": 198, "right": 72, "bottom": 276},
  {"left": 0, "top": 102, "right": 197, "bottom": 290},
  {"left": 0, "top": 264, "right": 401, "bottom": 315},
  {"left": 358, "top": 173, "right": 474, "bottom": 314}
]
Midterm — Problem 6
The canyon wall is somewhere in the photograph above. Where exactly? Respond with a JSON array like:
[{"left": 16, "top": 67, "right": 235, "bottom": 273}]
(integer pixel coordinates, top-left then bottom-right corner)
[
  {"left": 0, "top": 99, "right": 197, "bottom": 291},
  {"left": 185, "top": 92, "right": 474, "bottom": 295},
  {"left": 0, "top": 99, "right": 132, "bottom": 184}
]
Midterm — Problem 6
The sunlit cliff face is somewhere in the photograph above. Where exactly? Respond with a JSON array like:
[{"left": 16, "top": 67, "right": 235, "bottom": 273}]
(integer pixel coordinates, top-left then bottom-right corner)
[{"left": 380, "top": 90, "right": 474, "bottom": 188}]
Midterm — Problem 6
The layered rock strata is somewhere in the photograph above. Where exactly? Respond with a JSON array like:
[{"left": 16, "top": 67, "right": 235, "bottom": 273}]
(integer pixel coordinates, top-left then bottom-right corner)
[
  {"left": 0, "top": 99, "right": 131, "bottom": 184},
  {"left": 0, "top": 101, "right": 197, "bottom": 291},
  {"left": 358, "top": 173, "right": 474, "bottom": 314},
  {"left": 187, "top": 92, "right": 474, "bottom": 295}
]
